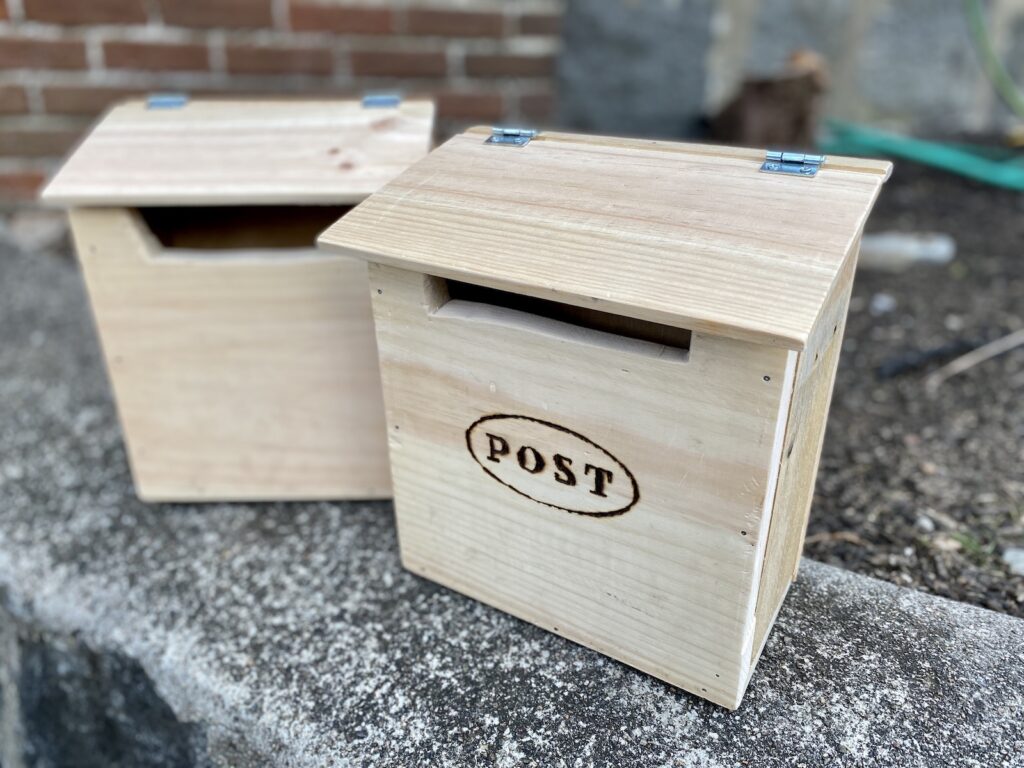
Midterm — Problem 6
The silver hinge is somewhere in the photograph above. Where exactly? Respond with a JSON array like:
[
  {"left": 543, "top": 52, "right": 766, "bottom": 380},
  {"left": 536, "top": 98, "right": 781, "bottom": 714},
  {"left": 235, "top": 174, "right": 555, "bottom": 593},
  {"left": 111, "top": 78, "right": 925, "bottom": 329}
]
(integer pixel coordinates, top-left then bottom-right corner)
[
  {"left": 362, "top": 93, "right": 401, "bottom": 108},
  {"left": 146, "top": 93, "right": 188, "bottom": 110},
  {"left": 761, "top": 150, "right": 825, "bottom": 177},
  {"left": 486, "top": 127, "right": 537, "bottom": 147}
]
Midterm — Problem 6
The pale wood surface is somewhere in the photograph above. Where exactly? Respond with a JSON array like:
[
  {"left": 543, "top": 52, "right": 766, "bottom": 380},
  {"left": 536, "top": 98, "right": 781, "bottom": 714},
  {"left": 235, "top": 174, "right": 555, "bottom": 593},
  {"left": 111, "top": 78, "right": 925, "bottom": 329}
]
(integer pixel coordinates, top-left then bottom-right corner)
[
  {"left": 319, "top": 127, "right": 890, "bottom": 351},
  {"left": 42, "top": 99, "right": 435, "bottom": 207},
  {"left": 370, "top": 264, "right": 794, "bottom": 709},
  {"left": 71, "top": 207, "right": 391, "bottom": 501},
  {"left": 749, "top": 245, "right": 859, "bottom": 665}
]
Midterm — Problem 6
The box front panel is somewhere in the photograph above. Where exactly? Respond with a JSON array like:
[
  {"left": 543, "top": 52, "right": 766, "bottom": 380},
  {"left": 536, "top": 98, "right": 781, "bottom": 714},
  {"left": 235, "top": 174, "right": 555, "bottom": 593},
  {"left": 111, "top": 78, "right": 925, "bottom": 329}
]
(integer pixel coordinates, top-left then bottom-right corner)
[
  {"left": 370, "top": 265, "right": 792, "bottom": 707},
  {"left": 71, "top": 208, "right": 391, "bottom": 501}
]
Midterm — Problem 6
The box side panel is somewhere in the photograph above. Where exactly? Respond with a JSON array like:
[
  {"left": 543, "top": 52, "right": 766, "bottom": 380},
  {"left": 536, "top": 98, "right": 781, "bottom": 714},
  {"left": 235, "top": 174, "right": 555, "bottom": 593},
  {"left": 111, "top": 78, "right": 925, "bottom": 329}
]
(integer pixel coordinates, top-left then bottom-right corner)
[
  {"left": 749, "top": 248, "right": 858, "bottom": 665},
  {"left": 70, "top": 207, "right": 391, "bottom": 501},
  {"left": 369, "top": 263, "right": 792, "bottom": 709}
]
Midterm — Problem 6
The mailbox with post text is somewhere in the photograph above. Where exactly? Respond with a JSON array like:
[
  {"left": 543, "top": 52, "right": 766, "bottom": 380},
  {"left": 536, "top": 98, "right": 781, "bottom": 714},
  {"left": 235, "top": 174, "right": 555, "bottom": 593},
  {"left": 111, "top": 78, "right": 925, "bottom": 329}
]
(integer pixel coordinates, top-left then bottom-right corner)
[{"left": 319, "top": 128, "right": 890, "bottom": 708}]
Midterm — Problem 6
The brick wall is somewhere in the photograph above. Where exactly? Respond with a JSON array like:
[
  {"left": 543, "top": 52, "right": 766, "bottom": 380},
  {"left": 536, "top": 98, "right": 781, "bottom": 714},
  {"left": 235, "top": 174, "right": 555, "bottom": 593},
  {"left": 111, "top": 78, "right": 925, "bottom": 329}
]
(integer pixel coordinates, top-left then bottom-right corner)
[{"left": 0, "top": 0, "right": 563, "bottom": 203}]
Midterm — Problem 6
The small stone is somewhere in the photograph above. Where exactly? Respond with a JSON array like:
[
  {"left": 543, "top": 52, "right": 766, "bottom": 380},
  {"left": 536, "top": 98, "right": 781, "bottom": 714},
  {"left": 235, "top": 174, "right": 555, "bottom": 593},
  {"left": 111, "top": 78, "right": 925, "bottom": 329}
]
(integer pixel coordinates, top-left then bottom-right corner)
[
  {"left": 915, "top": 515, "right": 936, "bottom": 534},
  {"left": 920, "top": 461, "right": 938, "bottom": 476},
  {"left": 1003, "top": 548, "right": 1024, "bottom": 577},
  {"left": 933, "top": 534, "right": 963, "bottom": 552},
  {"left": 869, "top": 292, "right": 897, "bottom": 316},
  {"left": 944, "top": 314, "right": 965, "bottom": 332}
]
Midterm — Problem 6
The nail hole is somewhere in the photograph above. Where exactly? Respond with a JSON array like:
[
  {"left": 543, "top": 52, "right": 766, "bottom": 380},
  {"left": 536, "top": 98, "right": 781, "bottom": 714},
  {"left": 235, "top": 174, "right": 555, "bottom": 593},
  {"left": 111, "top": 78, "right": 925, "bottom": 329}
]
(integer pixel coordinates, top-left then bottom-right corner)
[
  {"left": 741, "top": 530, "right": 747, "bottom": 536},
  {"left": 763, "top": 375, "right": 771, "bottom": 382},
  {"left": 377, "top": 288, "right": 383, "bottom": 294}
]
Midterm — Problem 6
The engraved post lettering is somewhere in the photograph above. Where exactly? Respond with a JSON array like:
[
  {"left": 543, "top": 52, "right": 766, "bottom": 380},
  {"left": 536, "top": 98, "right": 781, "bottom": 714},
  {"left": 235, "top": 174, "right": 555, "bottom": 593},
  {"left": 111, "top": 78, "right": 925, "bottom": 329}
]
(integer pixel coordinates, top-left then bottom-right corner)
[
  {"left": 584, "top": 463, "right": 614, "bottom": 497},
  {"left": 552, "top": 454, "right": 576, "bottom": 486},
  {"left": 516, "top": 445, "right": 545, "bottom": 474},
  {"left": 485, "top": 433, "right": 509, "bottom": 463},
  {"left": 466, "top": 414, "right": 640, "bottom": 517}
]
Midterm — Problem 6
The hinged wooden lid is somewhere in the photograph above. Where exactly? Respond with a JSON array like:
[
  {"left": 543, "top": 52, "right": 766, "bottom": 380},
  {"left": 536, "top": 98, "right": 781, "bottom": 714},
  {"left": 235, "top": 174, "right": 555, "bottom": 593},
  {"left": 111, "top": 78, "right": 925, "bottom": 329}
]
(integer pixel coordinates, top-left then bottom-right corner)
[
  {"left": 41, "top": 97, "right": 435, "bottom": 207},
  {"left": 318, "top": 127, "right": 891, "bottom": 351}
]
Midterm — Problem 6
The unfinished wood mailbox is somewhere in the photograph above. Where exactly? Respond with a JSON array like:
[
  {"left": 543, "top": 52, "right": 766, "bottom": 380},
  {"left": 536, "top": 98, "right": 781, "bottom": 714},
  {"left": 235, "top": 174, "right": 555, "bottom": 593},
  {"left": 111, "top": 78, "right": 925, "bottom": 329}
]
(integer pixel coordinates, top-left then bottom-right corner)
[
  {"left": 318, "top": 128, "right": 890, "bottom": 708},
  {"left": 41, "top": 96, "right": 434, "bottom": 501}
]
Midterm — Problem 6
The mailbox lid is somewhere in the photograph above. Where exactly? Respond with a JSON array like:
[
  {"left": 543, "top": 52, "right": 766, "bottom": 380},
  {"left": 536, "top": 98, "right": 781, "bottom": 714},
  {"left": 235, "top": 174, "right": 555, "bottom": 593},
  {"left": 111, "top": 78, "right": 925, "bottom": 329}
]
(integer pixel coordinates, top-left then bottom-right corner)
[
  {"left": 41, "top": 97, "right": 435, "bottom": 207},
  {"left": 318, "top": 127, "right": 891, "bottom": 351}
]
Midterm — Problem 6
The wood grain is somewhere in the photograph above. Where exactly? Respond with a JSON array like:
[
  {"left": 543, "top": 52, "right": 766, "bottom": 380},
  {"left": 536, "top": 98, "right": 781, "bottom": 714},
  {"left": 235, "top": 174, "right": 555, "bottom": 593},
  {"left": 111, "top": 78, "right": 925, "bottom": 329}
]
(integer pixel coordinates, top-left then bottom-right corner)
[
  {"left": 749, "top": 242, "right": 859, "bottom": 667},
  {"left": 369, "top": 264, "right": 793, "bottom": 709},
  {"left": 41, "top": 98, "right": 435, "bottom": 206},
  {"left": 319, "top": 128, "right": 890, "bottom": 350},
  {"left": 70, "top": 207, "right": 392, "bottom": 501}
]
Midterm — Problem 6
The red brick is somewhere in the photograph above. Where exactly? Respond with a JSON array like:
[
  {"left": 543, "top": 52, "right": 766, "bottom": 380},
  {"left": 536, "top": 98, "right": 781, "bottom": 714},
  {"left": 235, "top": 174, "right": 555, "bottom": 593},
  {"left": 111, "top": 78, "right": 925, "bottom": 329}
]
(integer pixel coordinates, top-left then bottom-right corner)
[
  {"left": 518, "top": 13, "right": 561, "bottom": 36},
  {"left": 351, "top": 49, "right": 446, "bottom": 78},
  {"left": 519, "top": 90, "right": 555, "bottom": 121},
  {"left": 159, "top": 0, "right": 273, "bottom": 29},
  {"left": 407, "top": 8, "right": 504, "bottom": 37},
  {"left": 0, "top": 1, "right": 7, "bottom": 21},
  {"left": 0, "top": 37, "right": 87, "bottom": 70},
  {"left": 0, "top": 86, "right": 29, "bottom": 114},
  {"left": 290, "top": 2, "right": 393, "bottom": 34},
  {"left": 436, "top": 90, "right": 504, "bottom": 121},
  {"left": 42, "top": 86, "right": 143, "bottom": 115},
  {"left": 0, "top": 128, "right": 83, "bottom": 158},
  {"left": 0, "top": 171, "right": 46, "bottom": 202},
  {"left": 24, "top": 0, "right": 148, "bottom": 25},
  {"left": 104, "top": 40, "right": 210, "bottom": 71},
  {"left": 465, "top": 54, "right": 555, "bottom": 78},
  {"left": 226, "top": 44, "right": 333, "bottom": 76}
]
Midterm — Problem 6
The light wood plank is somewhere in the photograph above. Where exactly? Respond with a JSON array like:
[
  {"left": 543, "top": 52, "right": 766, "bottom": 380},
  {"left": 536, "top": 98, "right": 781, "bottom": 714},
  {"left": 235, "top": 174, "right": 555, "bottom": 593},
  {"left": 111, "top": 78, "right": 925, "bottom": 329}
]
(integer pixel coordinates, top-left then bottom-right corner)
[
  {"left": 71, "top": 207, "right": 391, "bottom": 501},
  {"left": 370, "top": 264, "right": 793, "bottom": 709},
  {"left": 319, "top": 128, "right": 890, "bottom": 350},
  {"left": 42, "top": 99, "right": 435, "bottom": 207},
  {"left": 749, "top": 242, "right": 859, "bottom": 666}
]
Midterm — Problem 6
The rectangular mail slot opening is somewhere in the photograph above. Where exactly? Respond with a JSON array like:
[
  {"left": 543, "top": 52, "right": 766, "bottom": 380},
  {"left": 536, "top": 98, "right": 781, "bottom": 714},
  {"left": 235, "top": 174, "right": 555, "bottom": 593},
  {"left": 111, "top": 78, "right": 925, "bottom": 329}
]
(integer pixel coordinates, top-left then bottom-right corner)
[
  {"left": 139, "top": 205, "right": 353, "bottom": 251},
  {"left": 434, "top": 277, "right": 692, "bottom": 361}
]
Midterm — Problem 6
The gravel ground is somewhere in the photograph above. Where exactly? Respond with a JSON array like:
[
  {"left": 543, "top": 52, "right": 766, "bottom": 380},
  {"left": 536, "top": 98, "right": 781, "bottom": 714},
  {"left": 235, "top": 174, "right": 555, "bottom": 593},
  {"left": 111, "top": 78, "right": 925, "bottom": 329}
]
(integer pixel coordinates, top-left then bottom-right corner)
[{"left": 809, "top": 163, "right": 1024, "bottom": 616}]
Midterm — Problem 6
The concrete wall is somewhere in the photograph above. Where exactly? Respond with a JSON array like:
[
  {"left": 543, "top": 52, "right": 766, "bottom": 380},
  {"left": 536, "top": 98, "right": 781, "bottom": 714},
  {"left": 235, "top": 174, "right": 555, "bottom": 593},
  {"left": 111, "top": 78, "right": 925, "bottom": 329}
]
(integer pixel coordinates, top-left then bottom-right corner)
[{"left": 559, "top": 0, "right": 1024, "bottom": 139}]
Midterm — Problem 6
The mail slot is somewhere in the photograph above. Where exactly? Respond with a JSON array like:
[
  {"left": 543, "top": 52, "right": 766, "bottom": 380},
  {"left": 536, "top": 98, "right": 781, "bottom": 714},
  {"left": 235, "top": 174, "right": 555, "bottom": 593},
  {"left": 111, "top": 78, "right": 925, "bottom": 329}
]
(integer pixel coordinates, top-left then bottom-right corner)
[
  {"left": 318, "top": 127, "right": 890, "bottom": 708},
  {"left": 41, "top": 97, "right": 434, "bottom": 502}
]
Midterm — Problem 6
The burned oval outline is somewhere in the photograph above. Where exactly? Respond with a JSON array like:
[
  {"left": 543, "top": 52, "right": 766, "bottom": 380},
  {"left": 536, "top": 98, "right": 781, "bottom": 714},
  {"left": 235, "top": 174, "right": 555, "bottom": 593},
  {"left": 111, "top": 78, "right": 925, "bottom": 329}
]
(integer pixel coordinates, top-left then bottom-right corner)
[{"left": 465, "top": 414, "right": 640, "bottom": 517}]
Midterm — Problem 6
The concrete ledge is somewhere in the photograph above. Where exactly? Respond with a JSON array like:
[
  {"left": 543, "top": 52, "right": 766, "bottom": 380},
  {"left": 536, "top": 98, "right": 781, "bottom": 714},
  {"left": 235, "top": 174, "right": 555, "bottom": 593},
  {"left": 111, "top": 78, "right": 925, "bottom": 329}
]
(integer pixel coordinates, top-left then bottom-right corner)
[{"left": 2, "top": 247, "right": 1023, "bottom": 767}]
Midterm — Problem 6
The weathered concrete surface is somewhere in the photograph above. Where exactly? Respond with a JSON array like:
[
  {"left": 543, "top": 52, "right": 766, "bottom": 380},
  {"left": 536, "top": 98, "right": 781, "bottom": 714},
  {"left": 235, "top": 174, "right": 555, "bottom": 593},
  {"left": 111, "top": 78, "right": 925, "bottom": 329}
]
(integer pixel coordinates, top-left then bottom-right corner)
[{"left": 1, "top": 243, "right": 1023, "bottom": 767}]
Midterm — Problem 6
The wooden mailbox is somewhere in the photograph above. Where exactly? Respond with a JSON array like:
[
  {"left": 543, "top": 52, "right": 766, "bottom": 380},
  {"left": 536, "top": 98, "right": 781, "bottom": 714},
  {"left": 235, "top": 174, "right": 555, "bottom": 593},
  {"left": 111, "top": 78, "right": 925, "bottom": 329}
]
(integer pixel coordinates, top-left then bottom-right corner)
[
  {"left": 318, "top": 128, "right": 890, "bottom": 708},
  {"left": 41, "top": 97, "right": 434, "bottom": 502}
]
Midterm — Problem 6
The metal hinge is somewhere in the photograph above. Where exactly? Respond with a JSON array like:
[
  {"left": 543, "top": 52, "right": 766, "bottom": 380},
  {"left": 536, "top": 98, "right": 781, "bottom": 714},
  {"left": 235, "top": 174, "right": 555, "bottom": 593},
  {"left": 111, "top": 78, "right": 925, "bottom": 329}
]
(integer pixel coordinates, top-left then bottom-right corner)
[
  {"left": 485, "top": 127, "right": 538, "bottom": 147},
  {"left": 761, "top": 150, "right": 825, "bottom": 177},
  {"left": 362, "top": 93, "right": 402, "bottom": 108},
  {"left": 146, "top": 93, "right": 188, "bottom": 110}
]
